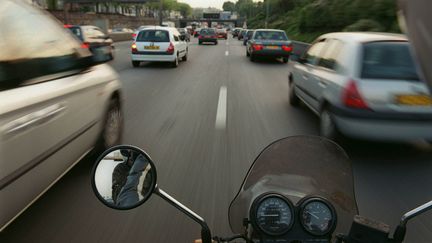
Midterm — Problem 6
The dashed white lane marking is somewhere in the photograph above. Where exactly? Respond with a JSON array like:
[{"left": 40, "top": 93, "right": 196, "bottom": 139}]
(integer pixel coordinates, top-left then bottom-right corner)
[
  {"left": 225, "top": 51, "right": 229, "bottom": 56},
  {"left": 215, "top": 86, "right": 227, "bottom": 130}
]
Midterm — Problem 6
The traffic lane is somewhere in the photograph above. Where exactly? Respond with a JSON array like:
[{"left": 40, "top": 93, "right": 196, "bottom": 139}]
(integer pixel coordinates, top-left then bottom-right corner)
[{"left": 0, "top": 38, "right": 240, "bottom": 242}]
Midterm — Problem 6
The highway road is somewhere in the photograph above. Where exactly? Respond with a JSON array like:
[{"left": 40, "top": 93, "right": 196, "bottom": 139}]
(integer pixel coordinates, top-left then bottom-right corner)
[{"left": 1, "top": 37, "right": 432, "bottom": 243}]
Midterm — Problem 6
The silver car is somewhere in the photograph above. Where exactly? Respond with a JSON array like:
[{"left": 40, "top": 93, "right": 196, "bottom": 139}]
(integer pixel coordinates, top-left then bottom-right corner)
[
  {"left": 289, "top": 32, "right": 432, "bottom": 142},
  {"left": 0, "top": 0, "right": 123, "bottom": 231}
]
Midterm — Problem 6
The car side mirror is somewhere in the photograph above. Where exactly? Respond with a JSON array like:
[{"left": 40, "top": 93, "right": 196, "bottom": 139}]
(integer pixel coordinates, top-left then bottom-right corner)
[{"left": 179, "top": 35, "right": 186, "bottom": 41}]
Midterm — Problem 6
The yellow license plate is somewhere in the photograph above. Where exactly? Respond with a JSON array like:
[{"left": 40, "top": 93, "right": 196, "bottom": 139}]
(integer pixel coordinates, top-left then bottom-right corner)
[
  {"left": 266, "top": 46, "right": 279, "bottom": 49},
  {"left": 144, "top": 46, "right": 159, "bottom": 50},
  {"left": 396, "top": 95, "right": 432, "bottom": 106}
]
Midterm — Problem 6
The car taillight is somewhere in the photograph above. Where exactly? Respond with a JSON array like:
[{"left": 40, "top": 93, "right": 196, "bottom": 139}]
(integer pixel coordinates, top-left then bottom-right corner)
[
  {"left": 198, "top": 35, "right": 203, "bottom": 39},
  {"left": 64, "top": 24, "right": 73, "bottom": 28},
  {"left": 132, "top": 33, "right": 137, "bottom": 38},
  {"left": 81, "top": 42, "right": 90, "bottom": 49},
  {"left": 342, "top": 80, "right": 369, "bottom": 109},
  {"left": 212, "top": 36, "right": 217, "bottom": 39},
  {"left": 166, "top": 42, "right": 175, "bottom": 54},
  {"left": 252, "top": 44, "right": 264, "bottom": 51},
  {"left": 282, "top": 45, "right": 293, "bottom": 52},
  {"left": 131, "top": 43, "right": 138, "bottom": 53}
]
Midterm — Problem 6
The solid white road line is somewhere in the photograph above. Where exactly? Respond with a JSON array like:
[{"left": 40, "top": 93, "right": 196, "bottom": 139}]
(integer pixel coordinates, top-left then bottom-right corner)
[
  {"left": 225, "top": 51, "right": 229, "bottom": 56},
  {"left": 215, "top": 86, "right": 227, "bottom": 130}
]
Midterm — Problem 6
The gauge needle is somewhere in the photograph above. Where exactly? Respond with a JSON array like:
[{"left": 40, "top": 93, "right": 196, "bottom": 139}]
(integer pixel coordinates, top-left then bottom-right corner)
[
  {"left": 263, "top": 214, "right": 279, "bottom": 217},
  {"left": 307, "top": 211, "right": 319, "bottom": 219}
]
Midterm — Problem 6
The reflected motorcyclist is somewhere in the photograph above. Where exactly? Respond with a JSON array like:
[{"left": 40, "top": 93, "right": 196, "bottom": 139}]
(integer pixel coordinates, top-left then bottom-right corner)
[
  {"left": 111, "top": 149, "right": 137, "bottom": 204},
  {"left": 116, "top": 154, "right": 152, "bottom": 207}
]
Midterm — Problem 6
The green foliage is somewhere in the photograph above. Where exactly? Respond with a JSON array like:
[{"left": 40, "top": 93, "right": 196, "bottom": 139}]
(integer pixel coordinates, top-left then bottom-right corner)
[
  {"left": 145, "top": 0, "right": 192, "bottom": 17},
  {"left": 223, "top": 1, "right": 236, "bottom": 12},
  {"left": 238, "top": 0, "right": 401, "bottom": 43},
  {"left": 176, "top": 3, "right": 192, "bottom": 18}
]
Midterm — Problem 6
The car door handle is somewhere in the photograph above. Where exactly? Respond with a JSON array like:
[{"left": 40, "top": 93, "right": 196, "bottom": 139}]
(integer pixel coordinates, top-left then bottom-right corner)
[{"left": 3, "top": 104, "right": 66, "bottom": 137}]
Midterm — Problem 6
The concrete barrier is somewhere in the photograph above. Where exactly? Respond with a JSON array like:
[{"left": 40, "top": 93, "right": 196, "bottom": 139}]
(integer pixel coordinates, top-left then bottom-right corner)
[{"left": 110, "top": 32, "right": 134, "bottom": 42}]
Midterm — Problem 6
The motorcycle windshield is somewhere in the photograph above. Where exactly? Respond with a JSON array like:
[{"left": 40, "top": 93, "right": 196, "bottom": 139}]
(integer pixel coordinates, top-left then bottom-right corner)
[{"left": 228, "top": 136, "right": 358, "bottom": 235}]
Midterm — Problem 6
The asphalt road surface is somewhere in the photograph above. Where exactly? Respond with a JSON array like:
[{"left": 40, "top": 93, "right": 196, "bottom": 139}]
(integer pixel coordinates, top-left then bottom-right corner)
[{"left": 1, "top": 37, "right": 432, "bottom": 243}]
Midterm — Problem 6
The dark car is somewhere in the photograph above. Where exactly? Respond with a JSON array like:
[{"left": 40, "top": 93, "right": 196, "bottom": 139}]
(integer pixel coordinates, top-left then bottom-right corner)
[
  {"left": 246, "top": 29, "right": 292, "bottom": 63},
  {"left": 177, "top": 28, "right": 190, "bottom": 42},
  {"left": 232, "top": 28, "right": 242, "bottom": 37},
  {"left": 238, "top": 29, "right": 247, "bottom": 40},
  {"left": 216, "top": 29, "right": 228, "bottom": 39},
  {"left": 198, "top": 28, "right": 218, "bottom": 45},
  {"left": 65, "top": 25, "right": 114, "bottom": 59},
  {"left": 243, "top": 30, "right": 255, "bottom": 46}
]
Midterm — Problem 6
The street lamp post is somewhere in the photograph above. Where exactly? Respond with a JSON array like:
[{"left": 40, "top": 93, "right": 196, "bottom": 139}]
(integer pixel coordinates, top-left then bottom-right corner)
[{"left": 159, "top": 0, "right": 163, "bottom": 25}]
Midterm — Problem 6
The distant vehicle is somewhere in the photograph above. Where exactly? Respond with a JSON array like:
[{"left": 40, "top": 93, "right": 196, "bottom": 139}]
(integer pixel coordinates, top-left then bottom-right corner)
[
  {"left": 216, "top": 29, "right": 228, "bottom": 39},
  {"left": 131, "top": 27, "right": 188, "bottom": 68},
  {"left": 243, "top": 29, "right": 255, "bottom": 46},
  {"left": 238, "top": 29, "right": 247, "bottom": 40},
  {"left": 65, "top": 25, "right": 115, "bottom": 60},
  {"left": 232, "top": 28, "right": 242, "bottom": 37},
  {"left": 111, "top": 27, "right": 134, "bottom": 33},
  {"left": 177, "top": 28, "right": 191, "bottom": 42},
  {"left": 193, "top": 28, "right": 202, "bottom": 38},
  {"left": 198, "top": 28, "right": 218, "bottom": 45},
  {"left": 134, "top": 25, "right": 158, "bottom": 39},
  {"left": 289, "top": 32, "right": 432, "bottom": 142},
  {"left": 246, "top": 29, "right": 292, "bottom": 63},
  {"left": 1, "top": 0, "right": 123, "bottom": 231}
]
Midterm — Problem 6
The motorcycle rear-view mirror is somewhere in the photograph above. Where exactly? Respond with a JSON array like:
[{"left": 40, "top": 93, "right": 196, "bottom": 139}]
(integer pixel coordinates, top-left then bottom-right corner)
[{"left": 91, "top": 145, "right": 157, "bottom": 210}]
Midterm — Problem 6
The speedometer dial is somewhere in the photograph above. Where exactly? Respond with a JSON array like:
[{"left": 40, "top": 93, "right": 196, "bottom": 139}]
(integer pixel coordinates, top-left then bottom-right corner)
[
  {"left": 300, "top": 198, "right": 336, "bottom": 236},
  {"left": 253, "top": 194, "right": 294, "bottom": 236}
]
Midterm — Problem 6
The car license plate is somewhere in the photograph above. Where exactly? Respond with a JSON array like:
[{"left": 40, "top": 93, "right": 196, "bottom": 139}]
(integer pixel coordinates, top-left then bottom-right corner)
[
  {"left": 266, "top": 46, "right": 280, "bottom": 50},
  {"left": 395, "top": 94, "right": 432, "bottom": 106},
  {"left": 205, "top": 36, "right": 211, "bottom": 38},
  {"left": 144, "top": 46, "right": 159, "bottom": 50}
]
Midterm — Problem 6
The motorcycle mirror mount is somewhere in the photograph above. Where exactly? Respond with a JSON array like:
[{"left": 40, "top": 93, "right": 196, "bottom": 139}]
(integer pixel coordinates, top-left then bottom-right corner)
[
  {"left": 393, "top": 200, "right": 432, "bottom": 243},
  {"left": 91, "top": 145, "right": 212, "bottom": 243}
]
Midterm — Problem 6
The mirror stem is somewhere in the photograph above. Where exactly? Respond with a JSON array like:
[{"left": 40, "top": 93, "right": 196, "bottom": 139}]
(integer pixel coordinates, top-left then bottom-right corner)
[{"left": 154, "top": 186, "right": 212, "bottom": 243}]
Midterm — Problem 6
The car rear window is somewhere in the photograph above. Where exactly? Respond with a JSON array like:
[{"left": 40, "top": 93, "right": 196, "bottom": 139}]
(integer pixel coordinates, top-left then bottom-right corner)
[
  {"left": 254, "top": 31, "right": 288, "bottom": 41},
  {"left": 361, "top": 42, "right": 420, "bottom": 80},
  {"left": 200, "top": 29, "right": 216, "bottom": 35},
  {"left": 216, "top": 29, "right": 226, "bottom": 33},
  {"left": 67, "top": 27, "right": 82, "bottom": 39},
  {"left": 137, "top": 30, "right": 170, "bottom": 42}
]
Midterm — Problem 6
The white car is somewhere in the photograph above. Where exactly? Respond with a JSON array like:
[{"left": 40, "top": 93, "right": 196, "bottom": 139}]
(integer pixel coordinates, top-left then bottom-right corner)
[
  {"left": 0, "top": 0, "right": 123, "bottom": 231},
  {"left": 131, "top": 27, "right": 188, "bottom": 68}
]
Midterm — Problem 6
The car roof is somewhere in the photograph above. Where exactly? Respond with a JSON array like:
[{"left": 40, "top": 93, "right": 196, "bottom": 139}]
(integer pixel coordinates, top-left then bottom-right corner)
[
  {"left": 319, "top": 32, "right": 408, "bottom": 43},
  {"left": 139, "top": 26, "right": 176, "bottom": 32},
  {"left": 255, "top": 29, "right": 285, "bottom": 32}
]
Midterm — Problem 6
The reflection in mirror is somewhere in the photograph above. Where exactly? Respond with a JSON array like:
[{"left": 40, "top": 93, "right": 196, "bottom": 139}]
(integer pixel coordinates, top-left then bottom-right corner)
[{"left": 93, "top": 147, "right": 156, "bottom": 209}]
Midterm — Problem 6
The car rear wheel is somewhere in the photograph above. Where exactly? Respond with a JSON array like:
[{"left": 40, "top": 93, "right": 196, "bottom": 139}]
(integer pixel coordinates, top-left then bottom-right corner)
[
  {"left": 198, "top": 41, "right": 202, "bottom": 45},
  {"left": 215, "top": 41, "right": 218, "bottom": 45},
  {"left": 283, "top": 57, "right": 289, "bottom": 63},
  {"left": 250, "top": 54, "right": 256, "bottom": 62},
  {"left": 246, "top": 49, "right": 250, "bottom": 57},
  {"left": 288, "top": 80, "right": 300, "bottom": 106},
  {"left": 320, "top": 108, "right": 342, "bottom": 142},
  {"left": 96, "top": 98, "right": 123, "bottom": 152},
  {"left": 182, "top": 50, "right": 188, "bottom": 61},
  {"left": 132, "top": 61, "right": 140, "bottom": 67},
  {"left": 171, "top": 55, "right": 179, "bottom": 68}
]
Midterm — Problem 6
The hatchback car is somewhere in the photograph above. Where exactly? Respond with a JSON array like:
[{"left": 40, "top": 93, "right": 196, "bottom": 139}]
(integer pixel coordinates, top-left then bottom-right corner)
[
  {"left": 0, "top": 0, "right": 123, "bottom": 231},
  {"left": 238, "top": 29, "right": 247, "bottom": 40},
  {"left": 289, "top": 32, "right": 432, "bottom": 142},
  {"left": 198, "top": 28, "right": 218, "bottom": 45},
  {"left": 246, "top": 29, "right": 292, "bottom": 63},
  {"left": 131, "top": 27, "right": 188, "bottom": 68},
  {"left": 216, "top": 29, "right": 228, "bottom": 39},
  {"left": 65, "top": 25, "right": 115, "bottom": 60}
]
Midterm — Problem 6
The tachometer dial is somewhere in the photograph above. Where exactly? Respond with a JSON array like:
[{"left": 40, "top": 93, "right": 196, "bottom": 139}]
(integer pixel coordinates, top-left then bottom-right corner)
[
  {"left": 300, "top": 198, "right": 336, "bottom": 236},
  {"left": 253, "top": 194, "right": 294, "bottom": 236}
]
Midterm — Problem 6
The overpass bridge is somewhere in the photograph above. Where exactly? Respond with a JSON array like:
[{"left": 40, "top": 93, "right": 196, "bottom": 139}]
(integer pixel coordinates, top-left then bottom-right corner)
[{"left": 167, "top": 18, "right": 246, "bottom": 28}]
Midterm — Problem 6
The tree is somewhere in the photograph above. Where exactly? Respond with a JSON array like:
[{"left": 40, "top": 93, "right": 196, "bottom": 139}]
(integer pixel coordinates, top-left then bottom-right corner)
[
  {"left": 222, "top": 1, "right": 236, "bottom": 12},
  {"left": 176, "top": 3, "right": 192, "bottom": 18}
]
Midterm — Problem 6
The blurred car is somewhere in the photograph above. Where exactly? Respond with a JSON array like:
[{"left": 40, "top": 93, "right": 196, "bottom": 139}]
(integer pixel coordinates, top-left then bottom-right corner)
[
  {"left": 198, "top": 28, "right": 218, "bottom": 45},
  {"left": 0, "top": 0, "right": 123, "bottom": 231},
  {"left": 246, "top": 29, "right": 292, "bottom": 63},
  {"left": 131, "top": 27, "right": 188, "bottom": 68},
  {"left": 238, "top": 29, "right": 247, "bottom": 40},
  {"left": 111, "top": 27, "right": 134, "bottom": 33},
  {"left": 177, "top": 28, "right": 191, "bottom": 42},
  {"left": 232, "top": 28, "right": 242, "bottom": 37},
  {"left": 289, "top": 32, "right": 432, "bottom": 142},
  {"left": 65, "top": 25, "right": 115, "bottom": 60},
  {"left": 193, "top": 28, "right": 202, "bottom": 38},
  {"left": 243, "top": 29, "right": 255, "bottom": 46},
  {"left": 216, "top": 29, "right": 228, "bottom": 39}
]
